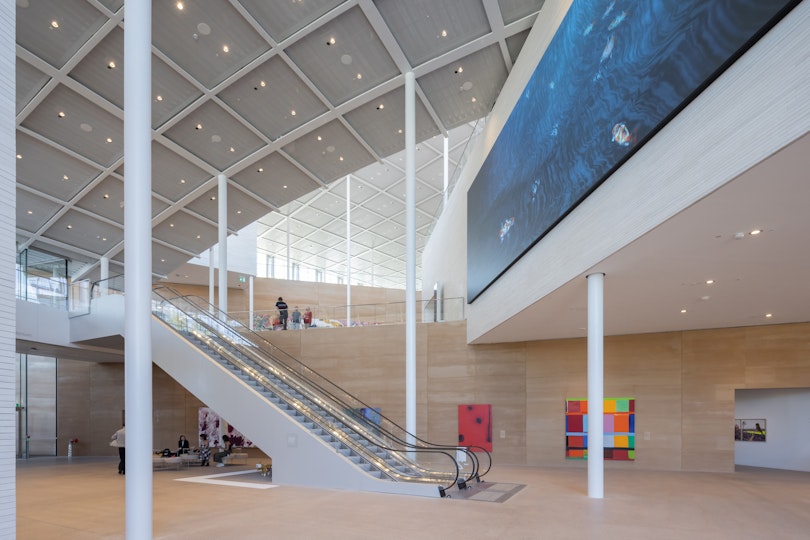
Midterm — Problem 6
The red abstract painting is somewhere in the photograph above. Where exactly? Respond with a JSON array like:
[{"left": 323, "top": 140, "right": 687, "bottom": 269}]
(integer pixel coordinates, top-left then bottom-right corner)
[{"left": 458, "top": 404, "right": 492, "bottom": 452}]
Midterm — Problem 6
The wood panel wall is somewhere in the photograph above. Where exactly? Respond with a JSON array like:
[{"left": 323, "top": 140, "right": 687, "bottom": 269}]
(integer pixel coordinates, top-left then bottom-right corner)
[{"left": 52, "top": 317, "right": 810, "bottom": 473}]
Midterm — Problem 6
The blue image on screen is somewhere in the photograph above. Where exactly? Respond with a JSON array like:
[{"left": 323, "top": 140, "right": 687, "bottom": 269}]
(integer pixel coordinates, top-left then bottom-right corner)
[{"left": 466, "top": 0, "right": 799, "bottom": 301}]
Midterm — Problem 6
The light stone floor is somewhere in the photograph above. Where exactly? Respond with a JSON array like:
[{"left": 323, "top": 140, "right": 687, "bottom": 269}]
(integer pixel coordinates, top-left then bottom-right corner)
[{"left": 15, "top": 457, "right": 810, "bottom": 539}]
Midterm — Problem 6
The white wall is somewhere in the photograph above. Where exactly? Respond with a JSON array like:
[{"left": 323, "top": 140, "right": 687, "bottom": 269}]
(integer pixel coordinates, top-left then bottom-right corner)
[
  {"left": 190, "top": 221, "right": 257, "bottom": 277},
  {"left": 0, "top": 0, "right": 16, "bottom": 535},
  {"left": 735, "top": 388, "right": 810, "bottom": 472},
  {"left": 423, "top": 1, "right": 810, "bottom": 344}
]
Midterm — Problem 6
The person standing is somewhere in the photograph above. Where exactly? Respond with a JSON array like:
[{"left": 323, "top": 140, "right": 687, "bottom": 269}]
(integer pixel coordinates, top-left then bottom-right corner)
[
  {"left": 199, "top": 433, "right": 210, "bottom": 466},
  {"left": 303, "top": 307, "right": 313, "bottom": 329},
  {"left": 111, "top": 425, "right": 126, "bottom": 475},
  {"left": 276, "top": 297, "right": 288, "bottom": 330},
  {"left": 291, "top": 306, "right": 302, "bottom": 330}
]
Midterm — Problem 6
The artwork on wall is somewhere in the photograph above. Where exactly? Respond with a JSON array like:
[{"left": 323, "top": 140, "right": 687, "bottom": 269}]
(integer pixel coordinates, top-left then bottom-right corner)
[
  {"left": 565, "top": 397, "right": 635, "bottom": 460},
  {"left": 198, "top": 407, "right": 253, "bottom": 448},
  {"left": 466, "top": 0, "right": 800, "bottom": 301},
  {"left": 458, "top": 404, "right": 492, "bottom": 452},
  {"left": 735, "top": 418, "right": 766, "bottom": 442}
]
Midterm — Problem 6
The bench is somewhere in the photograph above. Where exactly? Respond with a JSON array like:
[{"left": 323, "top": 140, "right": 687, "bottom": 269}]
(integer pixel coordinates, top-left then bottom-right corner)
[{"left": 221, "top": 452, "right": 248, "bottom": 466}]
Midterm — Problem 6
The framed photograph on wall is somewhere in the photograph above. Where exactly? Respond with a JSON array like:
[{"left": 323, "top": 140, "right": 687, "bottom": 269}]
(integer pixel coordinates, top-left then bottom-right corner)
[{"left": 738, "top": 418, "right": 766, "bottom": 442}]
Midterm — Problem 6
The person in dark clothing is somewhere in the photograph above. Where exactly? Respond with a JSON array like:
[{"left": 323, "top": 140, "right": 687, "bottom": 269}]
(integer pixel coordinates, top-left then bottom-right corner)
[
  {"left": 276, "top": 297, "right": 289, "bottom": 330},
  {"left": 213, "top": 435, "right": 232, "bottom": 467},
  {"left": 111, "top": 425, "right": 126, "bottom": 474},
  {"left": 177, "top": 434, "right": 190, "bottom": 454}
]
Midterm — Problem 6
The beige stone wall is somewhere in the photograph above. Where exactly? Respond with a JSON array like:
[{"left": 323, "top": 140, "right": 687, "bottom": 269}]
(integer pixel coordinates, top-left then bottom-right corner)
[{"left": 52, "top": 318, "right": 810, "bottom": 473}]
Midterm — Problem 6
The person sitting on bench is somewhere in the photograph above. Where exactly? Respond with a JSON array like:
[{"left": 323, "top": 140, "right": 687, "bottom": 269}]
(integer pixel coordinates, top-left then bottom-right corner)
[{"left": 213, "top": 434, "right": 232, "bottom": 467}]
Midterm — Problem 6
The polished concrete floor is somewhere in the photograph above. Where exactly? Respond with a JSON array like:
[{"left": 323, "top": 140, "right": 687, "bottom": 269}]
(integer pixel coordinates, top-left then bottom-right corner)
[{"left": 15, "top": 457, "right": 810, "bottom": 539}]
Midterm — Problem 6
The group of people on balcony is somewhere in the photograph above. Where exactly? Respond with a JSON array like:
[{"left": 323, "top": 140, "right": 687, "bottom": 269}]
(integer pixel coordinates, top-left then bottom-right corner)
[{"left": 254, "top": 297, "right": 313, "bottom": 331}]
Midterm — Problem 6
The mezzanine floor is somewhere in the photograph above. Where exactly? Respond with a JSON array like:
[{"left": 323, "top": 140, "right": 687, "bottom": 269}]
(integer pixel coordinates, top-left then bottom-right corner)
[{"left": 15, "top": 457, "right": 810, "bottom": 539}]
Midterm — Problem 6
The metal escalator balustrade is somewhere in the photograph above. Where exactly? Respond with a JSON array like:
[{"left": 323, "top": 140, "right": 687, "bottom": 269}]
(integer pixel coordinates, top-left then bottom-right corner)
[{"left": 152, "top": 287, "right": 489, "bottom": 495}]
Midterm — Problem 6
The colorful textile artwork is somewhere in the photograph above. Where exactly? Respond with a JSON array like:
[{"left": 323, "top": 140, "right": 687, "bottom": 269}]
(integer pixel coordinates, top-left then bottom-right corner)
[
  {"left": 565, "top": 398, "right": 635, "bottom": 460},
  {"left": 198, "top": 407, "right": 253, "bottom": 449},
  {"left": 458, "top": 404, "right": 493, "bottom": 452}
]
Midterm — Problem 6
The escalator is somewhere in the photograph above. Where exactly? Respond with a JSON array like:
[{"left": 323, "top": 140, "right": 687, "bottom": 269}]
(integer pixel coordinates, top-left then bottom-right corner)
[{"left": 151, "top": 286, "right": 490, "bottom": 497}]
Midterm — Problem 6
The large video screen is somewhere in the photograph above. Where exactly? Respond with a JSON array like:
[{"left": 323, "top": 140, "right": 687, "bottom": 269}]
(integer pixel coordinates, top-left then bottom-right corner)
[{"left": 467, "top": 0, "right": 799, "bottom": 301}]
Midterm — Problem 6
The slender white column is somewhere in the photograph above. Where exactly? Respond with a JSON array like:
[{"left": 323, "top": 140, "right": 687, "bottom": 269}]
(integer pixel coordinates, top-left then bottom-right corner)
[
  {"left": 587, "top": 272, "right": 605, "bottom": 499},
  {"left": 346, "top": 174, "right": 351, "bottom": 326},
  {"left": 123, "top": 1, "right": 153, "bottom": 536},
  {"left": 100, "top": 256, "right": 109, "bottom": 294},
  {"left": 443, "top": 135, "right": 449, "bottom": 210},
  {"left": 208, "top": 246, "right": 215, "bottom": 313},
  {"left": 404, "top": 71, "right": 417, "bottom": 445},
  {"left": 218, "top": 174, "right": 227, "bottom": 318},
  {"left": 286, "top": 211, "right": 291, "bottom": 280},
  {"left": 249, "top": 275, "right": 254, "bottom": 331}
]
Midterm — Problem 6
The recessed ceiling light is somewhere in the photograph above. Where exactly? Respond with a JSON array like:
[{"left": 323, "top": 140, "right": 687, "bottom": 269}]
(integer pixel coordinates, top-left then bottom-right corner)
[
  {"left": 179, "top": 178, "right": 186, "bottom": 184},
  {"left": 222, "top": 44, "right": 230, "bottom": 53},
  {"left": 317, "top": 135, "right": 322, "bottom": 141},
  {"left": 283, "top": 185, "right": 287, "bottom": 189},
  {"left": 107, "top": 61, "right": 116, "bottom": 69},
  {"left": 237, "top": 210, "right": 242, "bottom": 214},
  {"left": 169, "top": 223, "right": 174, "bottom": 227},
  {"left": 356, "top": 73, "right": 362, "bottom": 80},
  {"left": 176, "top": 1, "right": 184, "bottom": 10},
  {"left": 57, "top": 111, "right": 65, "bottom": 118},
  {"left": 106, "top": 137, "right": 113, "bottom": 143},
  {"left": 16, "top": 154, "right": 21, "bottom": 159},
  {"left": 680, "top": 309, "right": 687, "bottom": 313},
  {"left": 195, "top": 123, "right": 202, "bottom": 130},
  {"left": 440, "top": 29, "right": 447, "bottom": 38},
  {"left": 455, "top": 66, "right": 463, "bottom": 74},
  {"left": 705, "top": 279, "right": 714, "bottom": 285},
  {"left": 155, "top": 95, "right": 163, "bottom": 102},
  {"left": 160, "top": 258, "right": 166, "bottom": 263},
  {"left": 196, "top": 235, "right": 201, "bottom": 239},
  {"left": 765, "top": 313, "right": 773, "bottom": 318},
  {"left": 397, "top": 129, "right": 402, "bottom": 134},
  {"left": 210, "top": 196, "right": 216, "bottom": 201},
  {"left": 290, "top": 110, "right": 296, "bottom": 116},
  {"left": 339, "top": 156, "right": 344, "bottom": 161},
  {"left": 103, "top": 194, "right": 109, "bottom": 199},
  {"left": 62, "top": 175, "right": 69, "bottom": 181},
  {"left": 26, "top": 210, "right": 32, "bottom": 215},
  {"left": 750, "top": 229, "right": 762, "bottom": 235},
  {"left": 327, "top": 37, "right": 336, "bottom": 46},
  {"left": 50, "top": 20, "right": 59, "bottom": 29},
  {"left": 66, "top": 225, "right": 72, "bottom": 229},
  {"left": 471, "top": 97, "right": 477, "bottom": 103},
  {"left": 229, "top": 147, "right": 235, "bottom": 153},
  {"left": 260, "top": 80, "right": 266, "bottom": 87},
  {"left": 376, "top": 104, "right": 384, "bottom": 110}
]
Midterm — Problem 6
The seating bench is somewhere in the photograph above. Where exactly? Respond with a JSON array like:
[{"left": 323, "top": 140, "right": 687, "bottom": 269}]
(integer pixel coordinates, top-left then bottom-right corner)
[{"left": 221, "top": 452, "right": 248, "bottom": 466}]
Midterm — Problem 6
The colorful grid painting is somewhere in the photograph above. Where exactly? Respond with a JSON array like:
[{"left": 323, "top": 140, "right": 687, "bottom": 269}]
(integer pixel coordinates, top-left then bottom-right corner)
[
  {"left": 565, "top": 398, "right": 635, "bottom": 460},
  {"left": 458, "top": 404, "right": 493, "bottom": 452}
]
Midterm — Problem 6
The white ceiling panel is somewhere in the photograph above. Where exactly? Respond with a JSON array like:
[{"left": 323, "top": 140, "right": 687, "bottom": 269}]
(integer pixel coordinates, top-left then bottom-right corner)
[
  {"left": 152, "top": 0, "right": 271, "bottom": 90},
  {"left": 285, "top": 6, "right": 399, "bottom": 107},
  {"left": 152, "top": 210, "right": 219, "bottom": 256},
  {"left": 283, "top": 119, "right": 377, "bottom": 183},
  {"left": 75, "top": 175, "right": 169, "bottom": 224},
  {"left": 231, "top": 152, "right": 322, "bottom": 208},
  {"left": 150, "top": 142, "right": 213, "bottom": 202},
  {"left": 69, "top": 25, "right": 124, "bottom": 108},
  {"left": 373, "top": 0, "right": 490, "bottom": 67},
  {"left": 498, "top": 0, "right": 545, "bottom": 25},
  {"left": 43, "top": 209, "right": 124, "bottom": 256},
  {"left": 16, "top": 132, "right": 102, "bottom": 202}
]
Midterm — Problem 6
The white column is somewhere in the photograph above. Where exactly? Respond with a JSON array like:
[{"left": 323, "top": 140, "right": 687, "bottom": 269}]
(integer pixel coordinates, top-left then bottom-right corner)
[
  {"left": 346, "top": 174, "right": 351, "bottom": 326},
  {"left": 404, "top": 71, "right": 417, "bottom": 446},
  {"left": 286, "top": 211, "right": 291, "bottom": 280},
  {"left": 0, "top": 2, "right": 17, "bottom": 536},
  {"left": 208, "top": 246, "right": 215, "bottom": 313},
  {"left": 443, "top": 135, "right": 449, "bottom": 210},
  {"left": 218, "top": 174, "right": 227, "bottom": 318},
  {"left": 100, "top": 256, "right": 109, "bottom": 294},
  {"left": 249, "top": 275, "right": 254, "bottom": 331},
  {"left": 123, "top": 1, "right": 153, "bottom": 536},
  {"left": 587, "top": 272, "right": 605, "bottom": 499}
]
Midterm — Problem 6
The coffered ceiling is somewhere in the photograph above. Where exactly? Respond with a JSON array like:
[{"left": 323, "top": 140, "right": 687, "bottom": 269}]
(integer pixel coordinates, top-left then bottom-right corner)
[{"left": 15, "top": 0, "right": 545, "bottom": 289}]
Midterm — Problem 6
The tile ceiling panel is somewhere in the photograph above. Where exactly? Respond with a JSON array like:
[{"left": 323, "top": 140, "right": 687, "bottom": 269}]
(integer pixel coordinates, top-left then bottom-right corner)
[
  {"left": 152, "top": 0, "right": 271, "bottom": 89},
  {"left": 16, "top": 59, "right": 50, "bottom": 115},
  {"left": 418, "top": 44, "right": 508, "bottom": 129},
  {"left": 373, "top": 0, "right": 490, "bottom": 67},
  {"left": 353, "top": 161, "right": 402, "bottom": 190},
  {"left": 238, "top": 0, "right": 345, "bottom": 43},
  {"left": 292, "top": 207, "right": 336, "bottom": 229},
  {"left": 417, "top": 158, "right": 447, "bottom": 191},
  {"left": 16, "top": 189, "right": 62, "bottom": 233},
  {"left": 16, "top": 0, "right": 107, "bottom": 69},
  {"left": 387, "top": 178, "right": 440, "bottom": 204},
  {"left": 506, "top": 28, "right": 531, "bottom": 64},
  {"left": 150, "top": 142, "right": 213, "bottom": 202},
  {"left": 348, "top": 207, "right": 384, "bottom": 229},
  {"left": 152, "top": 211, "right": 219, "bottom": 256},
  {"left": 21, "top": 85, "right": 124, "bottom": 168},
  {"left": 374, "top": 220, "right": 405, "bottom": 240},
  {"left": 113, "top": 243, "right": 193, "bottom": 279},
  {"left": 283, "top": 119, "right": 375, "bottom": 183},
  {"left": 307, "top": 191, "right": 345, "bottom": 217},
  {"left": 305, "top": 229, "right": 343, "bottom": 248},
  {"left": 218, "top": 55, "right": 329, "bottom": 141},
  {"left": 69, "top": 26, "right": 124, "bottom": 108},
  {"left": 352, "top": 229, "right": 384, "bottom": 249},
  {"left": 97, "top": 0, "right": 123, "bottom": 14},
  {"left": 390, "top": 207, "right": 434, "bottom": 229},
  {"left": 184, "top": 185, "right": 273, "bottom": 231},
  {"left": 75, "top": 176, "right": 168, "bottom": 224},
  {"left": 285, "top": 6, "right": 399, "bottom": 107},
  {"left": 343, "top": 86, "right": 440, "bottom": 158},
  {"left": 232, "top": 152, "right": 322, "bottom": 208},
  {"left": 162, "top": 100, "right": 265, "bottom": 171},
  {"left": 152, "top": 56, "right": 205, "bottom": 129},
  {"left": 498, "top": 0, "right": 545, "bottom": 25},
  {"left": 43, "top": 209, "right": 124, "bottom": 256},
  {"left": 16, "top": 132, "right": 102, "bottom": 202},
  {"left": 363, "top": 193, "right": 404, "bottom": 218}
]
